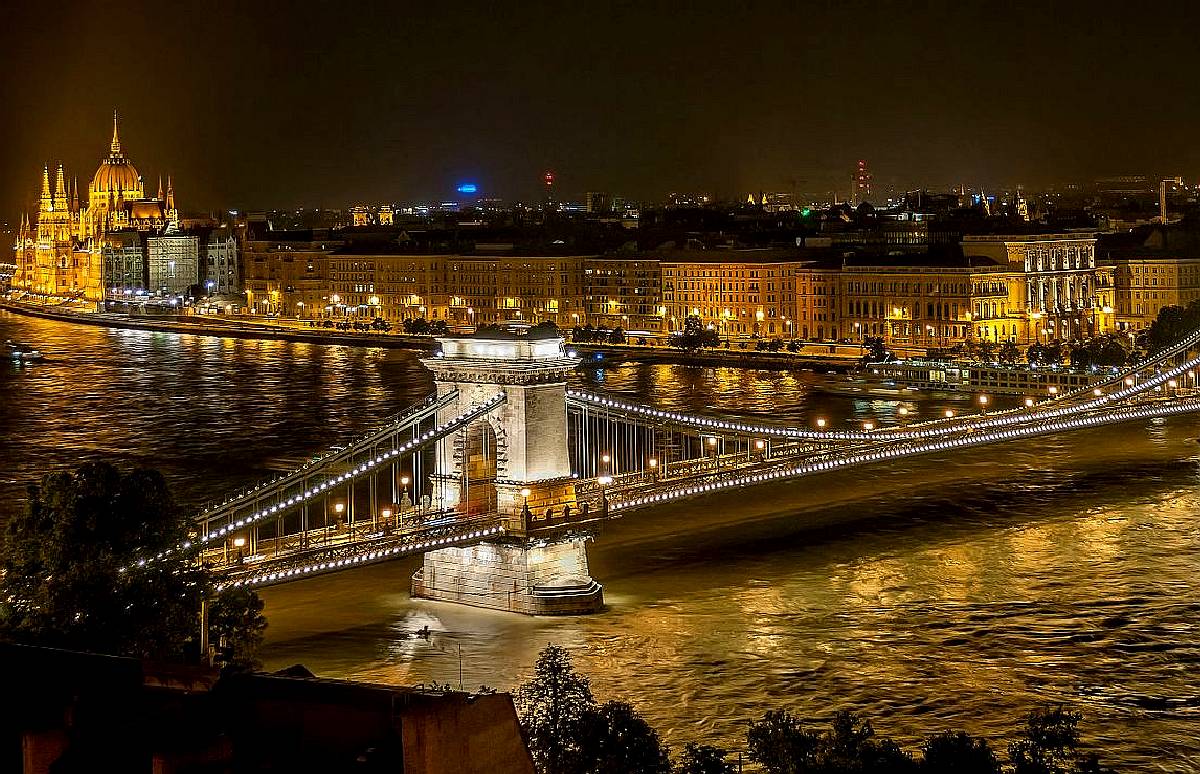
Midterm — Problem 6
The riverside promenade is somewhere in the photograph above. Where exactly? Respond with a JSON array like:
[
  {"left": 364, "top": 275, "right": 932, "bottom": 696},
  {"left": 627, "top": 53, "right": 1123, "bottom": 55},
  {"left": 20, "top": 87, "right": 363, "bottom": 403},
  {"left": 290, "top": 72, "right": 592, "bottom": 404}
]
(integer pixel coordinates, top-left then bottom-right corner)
[{"left": 0, "top": 297, "right": 865, "bottom": 371}]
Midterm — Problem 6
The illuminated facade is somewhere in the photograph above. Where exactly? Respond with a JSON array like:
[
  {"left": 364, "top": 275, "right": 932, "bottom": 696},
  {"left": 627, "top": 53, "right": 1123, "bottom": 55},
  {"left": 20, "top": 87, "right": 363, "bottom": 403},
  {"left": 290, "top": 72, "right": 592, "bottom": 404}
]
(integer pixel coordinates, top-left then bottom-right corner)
[
  {"left": 242, "top": 230, "right": 339, "bottom": 316},
  {"left": 661, "top": 253, "right": 800, "bottom": 337},
  {"left": 1108, "top": 257, "right": 1200, "bottom": 330},
  {"left": 14, "top": 113, "right": 179, "bottom": 301},
  {"left": 583, "top": 257, "right": 664, "bottom": 332},
  {"left": 793, "top": 266, "right": 840, "bottom": 340},
  {"left": 838, "top": 263, "right": 1016, "bottom": 346},
  {"left": 962, "top": 233, "right": 1111, "bottom": 342}
]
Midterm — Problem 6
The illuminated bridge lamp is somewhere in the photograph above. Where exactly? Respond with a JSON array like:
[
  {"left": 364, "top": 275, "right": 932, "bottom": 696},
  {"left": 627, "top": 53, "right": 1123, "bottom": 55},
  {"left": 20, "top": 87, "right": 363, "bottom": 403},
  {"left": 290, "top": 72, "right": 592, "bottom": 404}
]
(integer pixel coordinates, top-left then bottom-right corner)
[
  {"left": 754, "top": 439, "right": 765, "bottom": 450},
  {"left": 707, "top": 436, "right": 718, "bottom": 447},
  {"left": 520, "top": 488, "right": 531, "bottom": 509},
  {"left": 334, "top": 502, "right": 345, "bottom": 515},
  {"left": 380, "top": 508, "right": 392, "bottom": 520},
  {"left": 1094, "top": 387, "right": 1104, "bottom": 395},
  {"left": 1168, "top": 380, "right": 1177, "bottom": 389},
  {"left": 648, "top": 457, "right": 658, "bottom": 469},
  {"left": 863, "top": 421, "right": 874, "bottom": 431},
  {"left": 1025, "top": 398, "right": 1035, "bottom": 408},
  {"left": 944, "top": 410, "right": 955, "bottom": 418},
  {"left": 1125, "top": 377, "right": 1135, "bottom": 386},
  {"left": 1048, "top": 386, "right": 1059, "bottom": 396},
  {"left": 816, "top": 418, "right": 827, "bottom": 428},
  {"left": 978, "top": 394, "right": 989, "bottom": 407},
  {"left": 232, "top": 537, "right": 246, "bottom": 548}
]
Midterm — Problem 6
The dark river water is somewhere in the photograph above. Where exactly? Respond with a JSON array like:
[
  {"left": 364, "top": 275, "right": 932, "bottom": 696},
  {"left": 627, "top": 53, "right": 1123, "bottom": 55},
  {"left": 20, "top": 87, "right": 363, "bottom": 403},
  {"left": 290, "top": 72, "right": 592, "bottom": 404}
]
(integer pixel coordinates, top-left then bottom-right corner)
[{"left": 2, "top": 309, "right": 1199, "bottom": 770}]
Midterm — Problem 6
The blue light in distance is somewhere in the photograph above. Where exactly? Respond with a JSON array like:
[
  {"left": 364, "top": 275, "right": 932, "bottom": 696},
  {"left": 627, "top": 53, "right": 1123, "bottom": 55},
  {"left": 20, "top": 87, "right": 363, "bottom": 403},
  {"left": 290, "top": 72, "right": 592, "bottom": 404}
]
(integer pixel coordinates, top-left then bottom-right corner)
[{"left": 456, "top": 183, "right": 478, "bottom": 195}]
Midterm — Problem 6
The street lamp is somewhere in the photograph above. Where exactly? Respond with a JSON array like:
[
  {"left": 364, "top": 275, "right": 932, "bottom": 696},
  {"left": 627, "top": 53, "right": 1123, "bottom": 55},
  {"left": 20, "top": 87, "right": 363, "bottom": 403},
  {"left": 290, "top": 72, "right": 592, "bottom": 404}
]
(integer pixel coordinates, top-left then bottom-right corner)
[
  {"left": 401, "top": 475, "right": 411, "bottom": 507},
  {"left": 863, "top": 421, "right": 874, "bottom": 431},
  {"left": 978, "top": 395, "right": 989, "bottom": 410},
  {"left": 944, "top": 409, "right": 955, "bottom": 418},
  {"left": 816, "top": 418, "right": 827, "bottom": 428},
  {"left": 1025, "top": 398, "right": 1035, "bottom": 407},
  {"left": 648, "top": 457, "right": 659, "bottom": 478}
]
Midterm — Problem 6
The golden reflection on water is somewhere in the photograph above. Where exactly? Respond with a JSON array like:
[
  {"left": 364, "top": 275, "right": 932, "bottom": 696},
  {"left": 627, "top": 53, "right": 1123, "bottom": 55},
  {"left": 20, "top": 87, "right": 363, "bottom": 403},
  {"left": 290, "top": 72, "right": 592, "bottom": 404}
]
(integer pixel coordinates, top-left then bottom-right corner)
[{"left": 6, "top": 311, "right": 1200, "bottom": 769}]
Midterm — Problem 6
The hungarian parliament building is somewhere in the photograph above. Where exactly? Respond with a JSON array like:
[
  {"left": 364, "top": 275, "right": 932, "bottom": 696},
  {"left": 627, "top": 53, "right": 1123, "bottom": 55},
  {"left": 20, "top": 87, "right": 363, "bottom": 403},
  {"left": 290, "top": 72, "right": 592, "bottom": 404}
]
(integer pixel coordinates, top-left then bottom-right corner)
[{"left": 11, "top": 113, "right": 237, "bottom": 302}]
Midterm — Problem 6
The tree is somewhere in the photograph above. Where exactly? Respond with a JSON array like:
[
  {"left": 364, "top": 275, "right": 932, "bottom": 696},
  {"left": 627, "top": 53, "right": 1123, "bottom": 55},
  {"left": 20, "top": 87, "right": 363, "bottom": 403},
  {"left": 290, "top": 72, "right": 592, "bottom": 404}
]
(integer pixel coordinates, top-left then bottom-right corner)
[
  {"left": 429, "top": 319, "right": 450, "bottom": 335},
  {"left": 862, "top": 336, "right": 893, "bottom": 364},
  {"left": 747, "top": 709, "right": 819, "bottom": 773},
  {"left": 608, "top": 327, "right": 628, "bottom": 345},
  {"left": 1145, "top": 302, "right": 1200, "bottom": 352},
  {"left": 674, "top": 742, "right": 736, "bottom": 774},
  {"left": 1009, "top": 706, "right": 1104, "bottom": 774},
  {"left": 515, "top": 645, "right": 597, "bottom": 773},
  {"left": 576, "top": 700, "right": 670, "bottom": 774},
  {"left": 0, "top": 463, "right": 267, "bottom": 667},
  {"left": 977, "top": 340, "right": 996, "bottom": 362},
  {"left": 921, "top": 731, "right": 1001, "bottom": 773},
  {"left": 0, "top": 463, "right": 206, "bottom": 660},
  {"left": 208, "top": 586, "right": 268, "bottom": 672},
  {"left": 998, "top": 340, "right": 1021, "bottom": 364},
  {"left": 672, "top": 316, "right": 719, "bottom": 351},
  {"left": 814, "top": 711, "right": 916, "bottom": 773}
]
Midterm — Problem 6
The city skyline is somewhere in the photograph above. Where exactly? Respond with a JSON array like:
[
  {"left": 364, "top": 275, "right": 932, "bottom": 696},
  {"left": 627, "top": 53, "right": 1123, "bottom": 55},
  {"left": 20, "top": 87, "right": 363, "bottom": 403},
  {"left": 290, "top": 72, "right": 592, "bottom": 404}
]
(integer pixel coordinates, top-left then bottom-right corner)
[{"left": 5, "top": 1, "right": 1200, "bottom": 216}]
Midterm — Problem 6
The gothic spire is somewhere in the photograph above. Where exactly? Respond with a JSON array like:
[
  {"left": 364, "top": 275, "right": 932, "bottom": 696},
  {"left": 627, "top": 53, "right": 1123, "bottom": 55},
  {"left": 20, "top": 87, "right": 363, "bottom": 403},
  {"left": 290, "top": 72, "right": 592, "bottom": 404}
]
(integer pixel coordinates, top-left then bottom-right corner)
[
  {"left": 158, "top": 175, "right": 164, "bottom": 201},
  {"left": 111, "top": 109, "right": 121, "bottom": 155},
  {"left": 41, "top": 165, "right": 51, "bottom": 199},
  {"left": 166, "top": 174, "right": 175, "bottom": 211},
  {"left": 54, "top": 164, "right": 66, "bottom": 197}
]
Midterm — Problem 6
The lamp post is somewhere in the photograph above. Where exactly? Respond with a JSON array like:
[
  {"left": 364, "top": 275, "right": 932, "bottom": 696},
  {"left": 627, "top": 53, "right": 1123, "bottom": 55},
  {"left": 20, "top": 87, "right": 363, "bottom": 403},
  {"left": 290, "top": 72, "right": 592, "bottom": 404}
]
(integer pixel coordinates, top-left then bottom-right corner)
[
  {"left": 707, "top": 435, "right": 718, "bottom": 469},
  {"left": 597, "top": 475, "right": 612, "bottom": 515},
  {"left": 648, "top": 457, "right": 659, "bottom": 479},
  {"left": 232, "top": 536, "right": 246, "bottom": 565},
  {"left": 401, "top": 475, "right": 411, "bottom": 508}
]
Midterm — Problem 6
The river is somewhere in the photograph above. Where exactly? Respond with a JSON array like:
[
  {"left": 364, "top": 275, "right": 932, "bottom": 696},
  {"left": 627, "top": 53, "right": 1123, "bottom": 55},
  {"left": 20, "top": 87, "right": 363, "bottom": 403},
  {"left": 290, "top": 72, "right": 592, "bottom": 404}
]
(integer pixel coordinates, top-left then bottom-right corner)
[{"left": 2, "top": 309, "right": 1198, "bottom": 770}]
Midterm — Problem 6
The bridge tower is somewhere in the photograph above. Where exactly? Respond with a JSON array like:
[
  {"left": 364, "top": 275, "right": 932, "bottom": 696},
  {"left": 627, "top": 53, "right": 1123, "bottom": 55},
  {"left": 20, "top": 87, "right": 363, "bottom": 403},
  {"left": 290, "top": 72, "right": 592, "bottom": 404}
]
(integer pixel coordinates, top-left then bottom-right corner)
[{"left": 413, "top": 331, "right": 604, "bottom": 614}]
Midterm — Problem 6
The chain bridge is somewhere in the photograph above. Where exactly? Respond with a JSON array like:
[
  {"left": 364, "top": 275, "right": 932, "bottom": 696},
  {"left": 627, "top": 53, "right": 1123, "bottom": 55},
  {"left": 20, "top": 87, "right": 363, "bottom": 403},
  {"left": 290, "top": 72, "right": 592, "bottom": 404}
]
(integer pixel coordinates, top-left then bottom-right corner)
[{"left": 156, "top": 327, "right": 1200, "bottom": 615}]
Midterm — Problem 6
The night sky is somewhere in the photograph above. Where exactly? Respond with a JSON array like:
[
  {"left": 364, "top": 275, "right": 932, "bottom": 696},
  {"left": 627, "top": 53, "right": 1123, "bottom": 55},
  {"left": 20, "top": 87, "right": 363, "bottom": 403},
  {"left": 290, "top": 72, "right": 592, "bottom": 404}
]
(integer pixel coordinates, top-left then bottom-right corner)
[{"left": 4, "top": 0, "right": 1200, "bottom": 216}]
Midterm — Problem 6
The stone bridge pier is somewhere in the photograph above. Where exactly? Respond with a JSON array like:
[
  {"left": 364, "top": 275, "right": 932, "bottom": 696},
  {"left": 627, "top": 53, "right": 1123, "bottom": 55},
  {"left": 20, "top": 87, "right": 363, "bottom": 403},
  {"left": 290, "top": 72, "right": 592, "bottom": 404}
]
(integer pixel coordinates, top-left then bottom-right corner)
[{"left": 412, "top": 332, "right": 604, "bottom": 615}]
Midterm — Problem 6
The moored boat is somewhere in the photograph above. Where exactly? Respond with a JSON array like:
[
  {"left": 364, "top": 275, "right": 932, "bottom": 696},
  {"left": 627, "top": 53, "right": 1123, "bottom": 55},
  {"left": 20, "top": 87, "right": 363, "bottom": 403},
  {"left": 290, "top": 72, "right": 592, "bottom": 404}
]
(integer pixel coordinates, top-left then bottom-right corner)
[{"left": 6, "top": 340, "right": 45, "bottom": 363}]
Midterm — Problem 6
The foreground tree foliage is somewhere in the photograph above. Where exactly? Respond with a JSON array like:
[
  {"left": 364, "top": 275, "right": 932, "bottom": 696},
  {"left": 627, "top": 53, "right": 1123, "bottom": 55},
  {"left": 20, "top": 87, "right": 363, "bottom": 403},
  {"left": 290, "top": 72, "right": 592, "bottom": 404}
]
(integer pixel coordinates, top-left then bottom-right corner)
[
  {"left": 674, "top": 742, "right": 736, "bottom": 774},
  {"left": 0, "top": 462, "right": 265, "bottom": 667},
  {"left": 208, "top": 586, "right": 269, "bottom": 671},
  {"left": 516, "top": 647, "right": 1110, "bottom": 774},
  {"left": 1009, "top": 707, "right": 1103, "bottom": 774},
  {"left": 921, "top": 731, "right": 1002, "bottom": 773},
  {"left": 516, "top": 645, "right": 669, "bottom": 774}
]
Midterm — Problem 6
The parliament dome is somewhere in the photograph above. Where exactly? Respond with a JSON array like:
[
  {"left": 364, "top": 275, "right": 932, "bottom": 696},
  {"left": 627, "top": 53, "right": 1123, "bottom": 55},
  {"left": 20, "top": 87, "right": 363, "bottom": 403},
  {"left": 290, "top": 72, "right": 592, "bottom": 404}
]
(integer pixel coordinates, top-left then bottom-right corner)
[{"left": 89, "top": 112, "right": 144, "bottom": 199}]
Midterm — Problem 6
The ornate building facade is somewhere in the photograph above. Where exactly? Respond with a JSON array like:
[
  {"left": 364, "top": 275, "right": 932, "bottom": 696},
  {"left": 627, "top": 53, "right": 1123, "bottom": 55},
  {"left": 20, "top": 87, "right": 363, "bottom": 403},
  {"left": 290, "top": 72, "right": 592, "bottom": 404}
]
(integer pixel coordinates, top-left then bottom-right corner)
[{"left": 13, "top": 112, "right": 179, "bottom": 301}]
